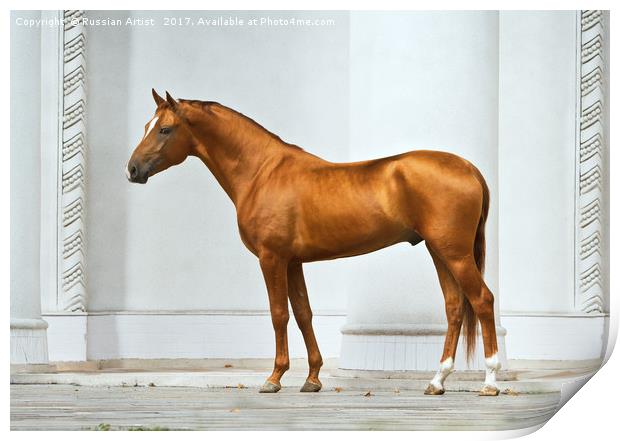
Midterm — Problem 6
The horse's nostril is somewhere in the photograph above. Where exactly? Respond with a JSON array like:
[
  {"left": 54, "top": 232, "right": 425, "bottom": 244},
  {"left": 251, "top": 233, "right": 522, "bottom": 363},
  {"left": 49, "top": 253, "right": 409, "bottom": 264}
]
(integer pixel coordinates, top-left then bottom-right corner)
[{"left": 129, "top": 165, "right": 138, "bottom": 179}]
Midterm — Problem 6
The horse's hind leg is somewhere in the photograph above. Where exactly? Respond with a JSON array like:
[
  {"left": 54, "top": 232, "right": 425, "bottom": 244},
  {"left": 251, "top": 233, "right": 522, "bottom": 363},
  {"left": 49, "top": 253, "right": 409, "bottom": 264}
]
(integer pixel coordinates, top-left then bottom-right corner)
[
  {"left": 287, "top": 262, "right": 323, "bottom": 392},
  {"left": 440, "top": 253, "right": 500, "bottom": 396},
  {"left": 424, "top": 246, "right": 463, "bottom": 395}
]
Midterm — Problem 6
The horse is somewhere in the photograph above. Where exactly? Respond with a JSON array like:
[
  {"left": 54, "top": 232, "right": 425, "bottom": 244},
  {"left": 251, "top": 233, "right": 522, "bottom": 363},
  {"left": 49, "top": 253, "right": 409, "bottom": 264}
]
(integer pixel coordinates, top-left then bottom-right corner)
[{"left": 126, "top": 89, "right": 501, "bottom": 396}]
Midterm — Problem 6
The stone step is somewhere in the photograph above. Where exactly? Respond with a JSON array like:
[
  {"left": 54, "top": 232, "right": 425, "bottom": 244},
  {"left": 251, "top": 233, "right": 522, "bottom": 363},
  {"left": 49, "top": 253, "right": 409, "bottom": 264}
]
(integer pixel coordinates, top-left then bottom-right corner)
[{"left": 10, "top": 367, "right": 587, "bottom": 394}]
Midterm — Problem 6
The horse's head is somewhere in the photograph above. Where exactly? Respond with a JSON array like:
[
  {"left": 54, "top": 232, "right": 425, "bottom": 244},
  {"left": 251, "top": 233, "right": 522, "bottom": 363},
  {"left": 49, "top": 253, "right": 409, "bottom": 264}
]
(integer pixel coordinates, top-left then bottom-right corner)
[{"left": 126, "top": 89, "right": 196, "bottom": 184}]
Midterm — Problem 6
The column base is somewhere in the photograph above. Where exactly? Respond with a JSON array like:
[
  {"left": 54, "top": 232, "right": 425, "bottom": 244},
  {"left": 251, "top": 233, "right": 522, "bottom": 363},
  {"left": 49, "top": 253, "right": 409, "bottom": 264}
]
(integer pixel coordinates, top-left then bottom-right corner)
[
  {"left": 339, "top": 324, "right": 506, "bottom": 371},
  {"left": 11, "top": 318, "right": 49, "bottom": 365}
]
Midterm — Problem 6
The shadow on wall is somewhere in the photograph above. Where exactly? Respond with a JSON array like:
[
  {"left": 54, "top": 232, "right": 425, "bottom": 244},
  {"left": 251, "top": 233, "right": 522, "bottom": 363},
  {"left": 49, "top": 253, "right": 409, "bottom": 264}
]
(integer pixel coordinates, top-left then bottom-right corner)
[{"left": 86, "top": 10, "right": 133, "bottom": 354}]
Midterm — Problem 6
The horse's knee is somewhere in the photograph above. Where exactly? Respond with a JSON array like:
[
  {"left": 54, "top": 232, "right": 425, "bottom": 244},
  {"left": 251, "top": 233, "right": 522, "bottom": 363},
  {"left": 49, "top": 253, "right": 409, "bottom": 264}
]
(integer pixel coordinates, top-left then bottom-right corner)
[
  {"left": 271, "top": 308, "right": 289, "bottom": 329},
  {"left": 293, "top": 308, "right": 312, "bottom": 325}
]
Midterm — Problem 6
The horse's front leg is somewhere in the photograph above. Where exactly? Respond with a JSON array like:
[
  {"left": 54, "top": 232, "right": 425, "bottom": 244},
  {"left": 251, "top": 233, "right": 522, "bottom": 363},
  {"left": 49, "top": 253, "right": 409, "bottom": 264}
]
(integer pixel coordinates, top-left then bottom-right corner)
[{"left": 258, "top": 251, "right": 290, "bottom": 393}]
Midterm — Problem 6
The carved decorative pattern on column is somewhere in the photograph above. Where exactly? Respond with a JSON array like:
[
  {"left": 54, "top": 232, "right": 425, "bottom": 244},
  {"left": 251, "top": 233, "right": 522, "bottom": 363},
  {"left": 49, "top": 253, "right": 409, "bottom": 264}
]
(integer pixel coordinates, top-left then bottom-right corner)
[
  {"left": 60, "top": 10, "right": 87, "bottom": 312},
  {"left": 577, "top": 10, "right": 606, "bottom": 314}
]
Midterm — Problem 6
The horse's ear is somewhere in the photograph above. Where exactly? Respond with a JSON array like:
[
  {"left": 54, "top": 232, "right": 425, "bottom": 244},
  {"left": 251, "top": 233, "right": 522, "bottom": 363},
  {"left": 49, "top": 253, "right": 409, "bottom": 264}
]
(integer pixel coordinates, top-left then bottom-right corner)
[
  {"left": 152, "top": 88, "right": 164, "bottom": 106},
  {"left": 165, "top": 91, "right": 178, "bottom": 110}
]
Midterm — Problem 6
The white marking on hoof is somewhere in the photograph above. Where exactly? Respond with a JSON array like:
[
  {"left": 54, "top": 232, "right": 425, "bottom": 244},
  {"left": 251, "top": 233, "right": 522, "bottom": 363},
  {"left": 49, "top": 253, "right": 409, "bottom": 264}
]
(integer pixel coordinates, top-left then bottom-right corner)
[
  {"left": 479, "top": 384, "right": 500, "bottom": 396},
  {"left": 429, "top": 357, "right": 454, "bottom": 391},
  {"left": 424, "top": 383, "right": 445, "bottom": 395},
  {"left": 483, "top": 353, "right": 501, "bottom": 389}
]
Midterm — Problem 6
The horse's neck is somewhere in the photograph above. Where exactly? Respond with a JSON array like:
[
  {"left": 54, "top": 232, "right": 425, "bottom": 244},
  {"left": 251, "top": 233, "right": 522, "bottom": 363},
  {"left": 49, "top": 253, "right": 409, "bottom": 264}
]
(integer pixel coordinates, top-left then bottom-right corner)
[{"left": 188, "top": 105, "right": 289, "bottom": 205}]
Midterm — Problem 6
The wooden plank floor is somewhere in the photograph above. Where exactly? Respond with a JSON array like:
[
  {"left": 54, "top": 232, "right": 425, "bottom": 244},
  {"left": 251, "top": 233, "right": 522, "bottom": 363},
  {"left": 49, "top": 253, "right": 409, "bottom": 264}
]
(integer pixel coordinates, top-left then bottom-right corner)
[{"left": 11, "top": 384, "right": 560, "bottom": 431}]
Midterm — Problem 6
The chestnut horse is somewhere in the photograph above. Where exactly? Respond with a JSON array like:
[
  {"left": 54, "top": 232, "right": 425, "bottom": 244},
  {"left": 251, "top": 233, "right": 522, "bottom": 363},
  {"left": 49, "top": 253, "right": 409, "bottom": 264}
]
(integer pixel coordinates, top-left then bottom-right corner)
[{"left": 126, "top": 90, "right": 501, "bottom": 396}]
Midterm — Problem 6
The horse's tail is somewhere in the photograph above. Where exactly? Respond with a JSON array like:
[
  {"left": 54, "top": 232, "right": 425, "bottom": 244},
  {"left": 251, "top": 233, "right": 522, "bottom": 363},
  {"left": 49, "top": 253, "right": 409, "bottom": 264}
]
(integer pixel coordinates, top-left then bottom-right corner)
[
  {"left": 473, "top": 172, "right": 489, "bottom": 276},
  {"left": 462, "top": 169, "right": 489, "bottom": 362}
]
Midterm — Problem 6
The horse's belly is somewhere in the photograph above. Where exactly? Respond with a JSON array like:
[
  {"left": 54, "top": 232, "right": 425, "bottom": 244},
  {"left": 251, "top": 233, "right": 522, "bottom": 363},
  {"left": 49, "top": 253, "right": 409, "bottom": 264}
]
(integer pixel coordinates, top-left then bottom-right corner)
[{"left": 293, "top": 213, "right": 415, "bottom": 262}]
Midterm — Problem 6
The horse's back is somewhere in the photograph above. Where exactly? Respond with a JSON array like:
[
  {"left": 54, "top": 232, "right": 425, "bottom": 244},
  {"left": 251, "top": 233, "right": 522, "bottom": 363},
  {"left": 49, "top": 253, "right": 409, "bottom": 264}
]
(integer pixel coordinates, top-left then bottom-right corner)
[
  {"left": 311, "top": 149, "right": 484, "bottom": 212},
  {"left": 301, "top": 150, "right": 482, "bottom": 257}
]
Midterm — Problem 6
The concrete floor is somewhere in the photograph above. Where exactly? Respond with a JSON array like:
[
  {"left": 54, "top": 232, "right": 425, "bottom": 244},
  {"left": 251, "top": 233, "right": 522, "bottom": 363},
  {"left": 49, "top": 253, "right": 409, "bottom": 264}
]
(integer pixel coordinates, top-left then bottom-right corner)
[
  {"left": 11, "top": 384, "right": 561, "bottom": 431},
  {"left": 12, "top": 360, "right": 598, "bottom": 430}
]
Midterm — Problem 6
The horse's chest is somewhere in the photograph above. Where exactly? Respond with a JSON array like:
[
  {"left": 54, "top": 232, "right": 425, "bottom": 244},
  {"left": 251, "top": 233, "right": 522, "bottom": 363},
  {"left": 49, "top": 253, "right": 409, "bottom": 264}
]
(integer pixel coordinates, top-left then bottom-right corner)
[{"left": 236, "top": 208, "right": 295, "bottom": 255}]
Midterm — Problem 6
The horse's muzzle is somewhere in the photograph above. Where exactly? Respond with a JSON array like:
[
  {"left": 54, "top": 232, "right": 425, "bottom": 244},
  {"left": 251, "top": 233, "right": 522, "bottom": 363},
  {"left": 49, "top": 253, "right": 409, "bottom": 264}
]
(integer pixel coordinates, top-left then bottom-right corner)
[{"left": 126, "top": 161, "right": 149, "bottom": 184}]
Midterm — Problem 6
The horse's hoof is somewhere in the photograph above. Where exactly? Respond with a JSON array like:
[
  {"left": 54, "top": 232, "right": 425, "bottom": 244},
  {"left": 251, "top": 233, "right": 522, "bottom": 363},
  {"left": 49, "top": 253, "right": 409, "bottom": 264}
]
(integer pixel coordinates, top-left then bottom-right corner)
[
  {"left": 479, "top": 384, "right": 500, "bottom": 396},
  {"left": 300, "top": 380, "right": 322, "bottom": 392},
  {"left": 259, "top": 381, "right": 281, "bottom": 393},
  {"left": 424, "top": 383, "right": 445, "bottom": 395}
]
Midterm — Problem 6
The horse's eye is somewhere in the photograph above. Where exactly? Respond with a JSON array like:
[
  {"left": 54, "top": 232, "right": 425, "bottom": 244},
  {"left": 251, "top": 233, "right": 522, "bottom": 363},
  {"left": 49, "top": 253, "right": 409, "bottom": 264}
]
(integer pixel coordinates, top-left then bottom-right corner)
[{"left": 159, "top": 127, "right": 172, "bottom": 135}]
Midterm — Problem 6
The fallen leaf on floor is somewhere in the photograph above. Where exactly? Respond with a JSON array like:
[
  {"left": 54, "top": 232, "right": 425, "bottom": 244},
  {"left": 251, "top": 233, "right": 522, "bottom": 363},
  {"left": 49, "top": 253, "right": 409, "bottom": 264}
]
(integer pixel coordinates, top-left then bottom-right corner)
[
  {"left": 148, "top": 383, "right": 156, "bottom": 387},
  {"left": 229, "top": 408, "right": 240, "bottom": 413},
  {"left": 224, "top": 364, "right": 233, "bottom": 368},
  {"left": 502, "top": 388, "right": 519, "bottom": 396},
  {"left": 334, "top": 387, "right": 343, "bottom": 393},
  {"left": 364, "top": 391, "right": 373, "bottom": 397},
  {"left": 394, "top": 388, "right": 400, "bottom": 394},
  {"left": 237, "top": 383, "right": 246, "bottom": 389}
]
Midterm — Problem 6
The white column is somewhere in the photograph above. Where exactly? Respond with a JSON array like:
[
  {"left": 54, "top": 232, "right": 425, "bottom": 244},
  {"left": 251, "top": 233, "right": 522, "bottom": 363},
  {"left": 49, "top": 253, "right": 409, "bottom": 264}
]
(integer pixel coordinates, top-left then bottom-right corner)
[
  {"left": 340, "top": 11, "right": 505, "bottom": 371},
  {"left": 498, "top": 11, "right": 608, "bottom": 362},
  {"left": 38, "top": 11, "right": 90, "bottom": 362},
  {"left": 10, "top": 11, "right": 48, "bottom": 365}
]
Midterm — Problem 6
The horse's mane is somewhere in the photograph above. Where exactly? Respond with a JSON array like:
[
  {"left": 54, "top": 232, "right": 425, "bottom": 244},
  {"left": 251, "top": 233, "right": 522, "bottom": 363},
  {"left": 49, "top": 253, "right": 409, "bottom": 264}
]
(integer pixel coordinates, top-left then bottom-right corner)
[{"left": 179, "top": 99, "right": 303, "bottom": 152}]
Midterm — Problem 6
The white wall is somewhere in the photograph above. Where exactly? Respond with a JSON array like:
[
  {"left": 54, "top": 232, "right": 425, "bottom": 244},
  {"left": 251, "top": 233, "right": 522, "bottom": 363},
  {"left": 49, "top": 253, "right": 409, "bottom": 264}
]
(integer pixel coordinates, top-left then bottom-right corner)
[
  {"left": 498, "top": 12, "right": 578, "bottom": 314},
  {"left": 496, "top": 11, "right": 608, "bottom": 362},
  {"left": 86, "top": 11, "right": 351, "bottom": 312}
]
